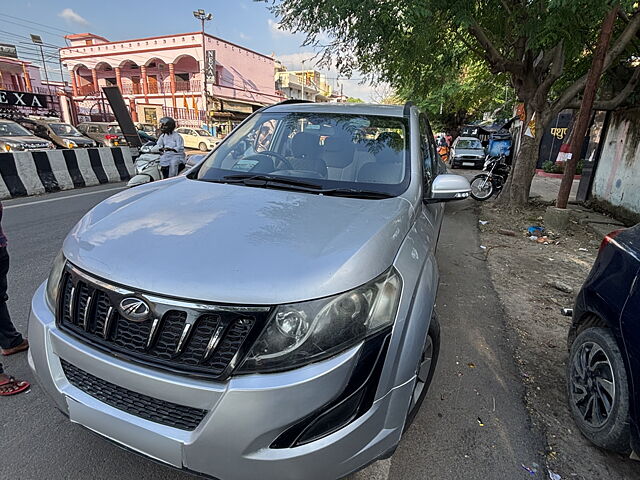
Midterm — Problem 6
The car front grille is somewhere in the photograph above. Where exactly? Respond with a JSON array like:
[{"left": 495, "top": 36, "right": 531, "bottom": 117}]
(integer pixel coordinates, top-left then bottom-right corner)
[
  {"left": 61, "top": 360, "right": 207, "bottom": 430},
  {"left": 57, "top": 265, "right": 271, "bottom": 379}
]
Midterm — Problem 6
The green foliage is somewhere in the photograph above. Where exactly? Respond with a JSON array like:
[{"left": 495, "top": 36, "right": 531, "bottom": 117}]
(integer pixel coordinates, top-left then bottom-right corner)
[{"left": 346, "top": 97, "right": 364, "bottom": 103}]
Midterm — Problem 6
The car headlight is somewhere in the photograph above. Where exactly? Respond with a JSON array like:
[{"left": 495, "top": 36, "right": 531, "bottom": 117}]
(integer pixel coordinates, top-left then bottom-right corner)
[
  {"left": 64, "top": 140, "right": 77, "bottom": 148},
  {"left": 46, "top": 251, "right": 66, "bottom": 311},
  {"left": 238, "top": 268, "right": 402, "bottom": 373},
  {"left": 4, "top": 142, "right": 24, "bottom": 152}
]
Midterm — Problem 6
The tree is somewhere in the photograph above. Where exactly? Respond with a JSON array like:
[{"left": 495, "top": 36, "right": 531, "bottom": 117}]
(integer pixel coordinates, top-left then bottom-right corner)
[
  {"left": 346, "top": 97, "right": 364, "bottom": 103},
  {"left": 265, "top": 0, "right": 640, "bottom": 206}
]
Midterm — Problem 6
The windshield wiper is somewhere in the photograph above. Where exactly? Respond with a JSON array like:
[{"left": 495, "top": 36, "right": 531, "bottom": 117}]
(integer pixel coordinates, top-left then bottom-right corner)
[
  {"left": 318, "top": 188, "right": 394, "bottom": 199},
  {"left": 219, "top": 174, "right": 325, "bottom": 190}
]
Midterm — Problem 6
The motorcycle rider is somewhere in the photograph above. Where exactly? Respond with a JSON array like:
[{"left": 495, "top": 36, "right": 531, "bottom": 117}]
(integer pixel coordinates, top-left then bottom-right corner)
[{"left": 156, "top": 117, "right": 185, "bottom": 178}]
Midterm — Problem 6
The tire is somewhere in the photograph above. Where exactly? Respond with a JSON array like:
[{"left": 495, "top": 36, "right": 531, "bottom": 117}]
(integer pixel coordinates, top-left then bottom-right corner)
[
  {"left": 198, "top": 142, "right": 208, "bottom": 152},
  {"left": 567, "top": 327, "right": 631, "bottom": 454},
  {"left": 405, "top": 312, "right": 441, "bottom": 430},
  {"left": 470, "top": 174, "right": 494, "bottom": 201}
]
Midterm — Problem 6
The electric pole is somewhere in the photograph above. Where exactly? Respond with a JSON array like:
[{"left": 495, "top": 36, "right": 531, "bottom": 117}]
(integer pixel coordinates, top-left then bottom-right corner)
[
  {"left": 556, "top": 4, "right": 619, "bottom": 209},
  {"left": 193, "top": 9, "right": 213, "bottom": 128}
]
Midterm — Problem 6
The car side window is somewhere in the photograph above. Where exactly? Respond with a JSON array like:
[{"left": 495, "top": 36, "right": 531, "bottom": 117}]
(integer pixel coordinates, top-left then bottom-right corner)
[{"left": 419, "top": 114, "right": 435, "bottom": 185}]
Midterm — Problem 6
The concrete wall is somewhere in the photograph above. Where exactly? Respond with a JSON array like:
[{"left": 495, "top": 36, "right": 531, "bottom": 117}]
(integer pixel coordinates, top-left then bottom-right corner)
[
  {"left": 0, "top": 147, "right": 134, "bottom": 199},
  {"left": 592, "top": 109, "right": 640, "bottom": 216}
]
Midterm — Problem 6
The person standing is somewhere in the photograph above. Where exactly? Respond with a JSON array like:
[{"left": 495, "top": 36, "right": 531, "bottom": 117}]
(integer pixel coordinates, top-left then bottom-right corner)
[
  {"left": 0, "top": 201, "right": 30, "bottom": 396},
  {"left": 156, "top": 117, "right": 185, "bottom": 178}
]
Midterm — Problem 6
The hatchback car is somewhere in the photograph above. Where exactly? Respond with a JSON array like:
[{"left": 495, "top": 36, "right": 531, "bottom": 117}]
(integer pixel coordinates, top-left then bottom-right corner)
[
  {"left": 29, "top": 101, "right": 470, "bottom": 480},
  {"left": 567, "top": 225, "right": 640, "bottom": 457},
  {"left": 450, "top": 136, "right": 486, "bottom": 169},
  {"left": 0, "top": 119, "right": 55, "bottom": 152},
  {"left": 176, "top": 126, "right": 221, "bottom": 151},
  {"left": 77, "top": 122, "right": 127, "bottom": 147}
]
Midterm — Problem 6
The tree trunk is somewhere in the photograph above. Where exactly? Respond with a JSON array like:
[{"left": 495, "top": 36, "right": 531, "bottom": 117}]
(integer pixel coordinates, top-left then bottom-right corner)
[{"left": 500, "top": 132, "right": 543, "bottom": 206}]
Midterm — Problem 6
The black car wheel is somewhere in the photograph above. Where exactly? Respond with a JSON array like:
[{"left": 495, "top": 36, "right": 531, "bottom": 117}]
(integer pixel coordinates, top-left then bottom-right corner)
[
  {"left": 405, "top": 312, "right": 440, "bottom": 430},
  {"left": 567, "top": 327, "right": 631, "bottom": 454}
]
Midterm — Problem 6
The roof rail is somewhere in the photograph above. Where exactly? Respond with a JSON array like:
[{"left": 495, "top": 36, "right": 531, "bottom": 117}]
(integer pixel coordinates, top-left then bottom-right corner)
[
  {"left": 403, "top": 101, "right": 414, "bottom": 117},
  {"left": 271, "top": 99, "right": 314, "bottom": 107}
]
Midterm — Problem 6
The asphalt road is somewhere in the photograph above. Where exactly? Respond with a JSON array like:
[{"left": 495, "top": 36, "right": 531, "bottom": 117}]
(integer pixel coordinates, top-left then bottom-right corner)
[{"left": 1, "top": 181, "right": 544, "bottom": 479}]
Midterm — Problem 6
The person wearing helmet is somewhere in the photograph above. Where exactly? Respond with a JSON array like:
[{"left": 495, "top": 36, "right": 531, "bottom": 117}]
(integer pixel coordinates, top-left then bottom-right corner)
[{"left": 156, "top": 117, "right": 185, "bottom": 178}]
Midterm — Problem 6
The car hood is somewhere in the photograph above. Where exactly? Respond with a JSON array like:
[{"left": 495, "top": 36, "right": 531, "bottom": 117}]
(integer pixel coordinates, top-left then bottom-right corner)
[
  {"left": 453, "top": 148, "right": 484, "bottom": 157},
  {"left": 60, "top": 135, "right": 93, "bottom": 144},
  {"left": 64, "top": 178, "right": 413, "bottom": 304}
]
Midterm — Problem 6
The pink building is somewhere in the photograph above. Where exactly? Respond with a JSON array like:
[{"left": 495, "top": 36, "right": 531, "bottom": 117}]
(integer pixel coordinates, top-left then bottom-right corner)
[{"left": 60, "top": 32, "right": 282, "bottom": 130}]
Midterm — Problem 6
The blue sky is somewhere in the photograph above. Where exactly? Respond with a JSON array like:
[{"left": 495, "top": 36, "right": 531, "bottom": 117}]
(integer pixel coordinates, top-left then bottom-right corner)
[{"left": 0, "top": 0, "right": 376, "bottom": 99}]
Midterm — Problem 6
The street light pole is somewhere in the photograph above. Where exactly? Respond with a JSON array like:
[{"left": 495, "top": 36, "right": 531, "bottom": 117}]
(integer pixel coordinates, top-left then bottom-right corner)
[
  {"left": 301, "top": 59, "right": 305, "bottom": 101},
  {"left": 193, "top": 9, "right": 213, "bottom": 129}
]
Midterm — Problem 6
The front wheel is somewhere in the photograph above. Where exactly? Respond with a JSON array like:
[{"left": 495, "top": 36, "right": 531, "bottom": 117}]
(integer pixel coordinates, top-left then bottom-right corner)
[
  {"left": 198, "top": 142, "right": 208, "bottom": 152},
  {"left": 470, "top": 174, "right": 494, "bottom": 201},
  {"left": 567, "top": 327, "right": 631, "bottom": 454},
  {"left": 405, "top": 313, "right": 441, "bottom": 430}
]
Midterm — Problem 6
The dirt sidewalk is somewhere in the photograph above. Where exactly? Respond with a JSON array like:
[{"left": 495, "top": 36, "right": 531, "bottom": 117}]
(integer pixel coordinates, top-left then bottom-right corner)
[{"left": 478, "top": 201, "right": 638, "bottom": 479}]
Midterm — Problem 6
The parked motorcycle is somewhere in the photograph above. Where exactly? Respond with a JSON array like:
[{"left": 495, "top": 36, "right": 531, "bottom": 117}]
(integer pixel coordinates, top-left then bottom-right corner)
[
  {"left": 127, "top": 142, "right": 186, "bottom": 187},
  {"left": 469, "top": 154, "right": 510, "bottom": 201}
]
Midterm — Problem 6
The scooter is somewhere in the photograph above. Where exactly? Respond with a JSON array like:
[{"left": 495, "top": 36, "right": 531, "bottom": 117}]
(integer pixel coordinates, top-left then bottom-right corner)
[
  {"left": 127, "top": 142, "right": 186, "bottom": 187},
  {"left": 127, "top": 143, "right": 162, "bottom": 187}
]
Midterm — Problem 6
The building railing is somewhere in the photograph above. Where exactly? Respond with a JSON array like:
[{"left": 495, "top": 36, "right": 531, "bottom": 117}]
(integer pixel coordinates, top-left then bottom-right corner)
[{"left": 162, "top": 106, "right": 206, "bottom": 122}]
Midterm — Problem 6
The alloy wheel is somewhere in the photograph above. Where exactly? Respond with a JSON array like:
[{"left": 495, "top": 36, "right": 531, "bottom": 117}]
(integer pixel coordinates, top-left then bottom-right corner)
[
  {"left": 411, "top": 335, "right": 434, "bottom": 410},
  {"left": 569, "top": 341, "right": 616, "bottom": 429}
]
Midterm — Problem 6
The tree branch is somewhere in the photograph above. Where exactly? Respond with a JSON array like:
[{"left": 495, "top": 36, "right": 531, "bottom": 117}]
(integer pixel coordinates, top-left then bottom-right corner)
[
  {"left": 535, "top": 42, "right": 565, "bottom": 97},
  {"left": 550, "top": 11, "right": 640, "bottom": 117},
  {"left": 565, "top": 68, "right": 640, "bottom": 110},
  {"left": 467, "top": 22, "right": 522, "bottom": 74}
]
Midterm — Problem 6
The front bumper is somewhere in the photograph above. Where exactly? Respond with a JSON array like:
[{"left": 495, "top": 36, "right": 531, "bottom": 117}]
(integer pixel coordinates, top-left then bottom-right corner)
[
  {"left": 28, "top": 282, "right": 410, "bottom": 480},
  {"left": 452, "top": 157, "right": 484, "bottom": 168}
]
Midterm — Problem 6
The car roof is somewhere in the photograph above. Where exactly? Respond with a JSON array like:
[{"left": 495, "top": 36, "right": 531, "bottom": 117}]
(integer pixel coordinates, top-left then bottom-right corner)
[
  {"left": 455, "top": 136, "right": 482, "bottom": 142},
  {"left": 263, "top": 102, "right": 407, "bottom": 118}
]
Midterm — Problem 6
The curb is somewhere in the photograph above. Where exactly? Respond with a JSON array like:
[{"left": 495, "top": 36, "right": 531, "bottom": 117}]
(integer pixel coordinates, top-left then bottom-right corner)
[
  {"left": 535, "top": 170, "right": 581, "bottom": 179},
  {"left": 0, "top": 147, "right": 134, "bottom": 199}
]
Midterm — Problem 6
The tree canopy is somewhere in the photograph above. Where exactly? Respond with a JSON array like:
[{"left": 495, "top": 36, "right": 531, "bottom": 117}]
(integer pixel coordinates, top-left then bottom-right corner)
[{"left": 265, "top": 0, "right": 640, "bottom": 205}]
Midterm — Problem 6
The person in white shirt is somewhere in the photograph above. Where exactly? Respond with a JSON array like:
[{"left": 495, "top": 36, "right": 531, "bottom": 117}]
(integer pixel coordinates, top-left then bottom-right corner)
[{"left": 156, "top": 117, "right": 185, "bottom": 178}]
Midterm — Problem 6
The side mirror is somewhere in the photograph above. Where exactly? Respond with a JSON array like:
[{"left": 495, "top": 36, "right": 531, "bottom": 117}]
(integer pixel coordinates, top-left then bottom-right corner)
[{"left": 425, "top": 174, "right": 471, "bottom": 203}]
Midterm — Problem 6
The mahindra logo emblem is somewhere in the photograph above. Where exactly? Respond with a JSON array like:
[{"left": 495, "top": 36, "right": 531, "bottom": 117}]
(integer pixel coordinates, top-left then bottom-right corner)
[{"left": 118, "top": 297, "right": 151, "bottom": 322}]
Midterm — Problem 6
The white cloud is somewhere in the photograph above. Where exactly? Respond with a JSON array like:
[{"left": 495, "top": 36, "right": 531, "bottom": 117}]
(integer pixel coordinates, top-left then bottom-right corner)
[
  {"left": 58, "top": 8, "right": 89, "bottom": 26},
  {"left": 268, "top": 19, "right": 294, "bottom": 37}
]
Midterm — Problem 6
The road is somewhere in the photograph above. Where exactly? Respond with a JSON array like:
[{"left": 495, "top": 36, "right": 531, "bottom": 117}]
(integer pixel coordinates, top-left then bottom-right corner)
[{"left": 2, "top": 181, "right": 544, "bottom": 479}]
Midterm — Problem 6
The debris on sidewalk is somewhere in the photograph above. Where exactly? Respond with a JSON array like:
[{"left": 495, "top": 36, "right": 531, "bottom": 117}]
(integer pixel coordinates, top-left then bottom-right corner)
[
  {"left": 467, "top": 362, "right": 476, "bottom": 368},
  {"left": 545, "top": 281, "right": 574, "bottom": 294},
  {"left": 498, "top": 228, "right": 517, "bottom": 237},
  {"left": 578, "top": 247, "right": 588, "bottom": 252},
  {"left": 548, "top": 470, "right": 561, "bottom": 480},
  {"left": 528, "top": 226, "right": 545, "bottom": 237},
  {"left": 477, "top": 417, "right": 484, "bottom": 427},
  {"left": 521, "top": 463, "right": 538, "bottom": 475},
  {"left": 480, "top": 245, "right": 487, "bottom": 250},
  {"left": 479, "top": 220, "right": 489, "bottom": 225}
]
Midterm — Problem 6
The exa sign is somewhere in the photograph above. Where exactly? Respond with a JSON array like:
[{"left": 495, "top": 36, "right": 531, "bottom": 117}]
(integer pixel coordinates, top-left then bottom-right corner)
[{"left": 0, "top": 90, "right": 49, "bottom": 108}]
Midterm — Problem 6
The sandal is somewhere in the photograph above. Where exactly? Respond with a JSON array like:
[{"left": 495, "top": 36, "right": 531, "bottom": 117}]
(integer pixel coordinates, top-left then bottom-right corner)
[
  {"left": 2, "top": 339, "right": 29, "bottom": 356},
  {"left": 0, "top": 376, "right": 30, "bottom": 396}
]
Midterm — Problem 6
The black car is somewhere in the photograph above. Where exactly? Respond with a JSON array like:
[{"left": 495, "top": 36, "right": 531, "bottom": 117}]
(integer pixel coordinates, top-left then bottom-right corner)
[{"left": 567, "top": 224, "right": 640, "bottom": 455}]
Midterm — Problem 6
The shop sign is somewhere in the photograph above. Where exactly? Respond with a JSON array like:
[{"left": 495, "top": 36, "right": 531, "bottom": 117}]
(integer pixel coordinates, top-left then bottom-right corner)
[
  {"left": 0, "top": 43, "right": 18, "bottom": 59},
  {"left": 0, "top": 89, "right": 48, "bottom": 108}
]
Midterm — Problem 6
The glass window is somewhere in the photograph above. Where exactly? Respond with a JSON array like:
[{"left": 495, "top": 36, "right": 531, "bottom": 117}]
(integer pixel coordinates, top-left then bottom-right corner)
[
  {"left": 195, "top": 129, "right": 212, "bottom": 137},
  {"left": 0, "top": 122, "right": 32, "bottom": 137},
  {"left": 107, "top": 125, "right": 122, "bottom": 134},
  {"left": 196, "top": 111, "right": 411, "bottom": 198},
  {"left": 49, "top": 123, "right": 83, "bottom": 137},
  {"left": 456, "top": 139, "right": 483, "bottom": 150},
  {"left": 419, "top": 114, "right": 435, "bottom": 184}
]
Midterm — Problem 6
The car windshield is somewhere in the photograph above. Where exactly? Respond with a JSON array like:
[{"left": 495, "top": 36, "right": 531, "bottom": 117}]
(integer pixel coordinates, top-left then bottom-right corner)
[
  {"left": 196, "top": 129, "right": 212, "bottom": 136},
  {"left": 49, "top": 123, "right": 83, "bottom": 137},
  {"left": 196, "top": 112, "right": 410, "bottom": 197},
  {"left": 107, "top": 125, "right": 122, "bottom": 134},
  {"left": 0, "top": 121, "right": 33, "bottom": 137},
  {"left": 456, "top": 139, "right": 483, "bottom": 150}
]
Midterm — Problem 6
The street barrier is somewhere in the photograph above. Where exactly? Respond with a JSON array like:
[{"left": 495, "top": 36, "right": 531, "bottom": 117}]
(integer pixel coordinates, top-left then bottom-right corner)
[{"left": 0, "top": 147, "right": 134, "bottom": 199}]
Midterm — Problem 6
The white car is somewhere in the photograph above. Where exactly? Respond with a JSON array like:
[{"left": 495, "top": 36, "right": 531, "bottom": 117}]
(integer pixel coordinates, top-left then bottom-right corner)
[{"left": 176, "top": 127, "right": 221, "bottom": 151}]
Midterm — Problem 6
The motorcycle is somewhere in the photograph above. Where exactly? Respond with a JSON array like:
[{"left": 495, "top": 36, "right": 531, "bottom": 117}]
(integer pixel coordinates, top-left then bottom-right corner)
[
  {"left": 469, "top": 154, "right": 510, "bottom": 201},
  {"left": 127, "top": 142, "right": 186, "bottom": 188}
]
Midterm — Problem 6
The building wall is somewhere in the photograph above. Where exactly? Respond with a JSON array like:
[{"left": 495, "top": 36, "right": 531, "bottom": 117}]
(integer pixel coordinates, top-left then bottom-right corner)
[{"left": 592, "top": 108, "right": 640, "bottom": 215}]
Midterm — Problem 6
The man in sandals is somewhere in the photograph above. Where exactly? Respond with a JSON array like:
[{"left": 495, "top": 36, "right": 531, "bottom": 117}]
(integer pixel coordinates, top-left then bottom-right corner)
[{"left": 0, "top": 201, "right": 29, "bottom": 396}]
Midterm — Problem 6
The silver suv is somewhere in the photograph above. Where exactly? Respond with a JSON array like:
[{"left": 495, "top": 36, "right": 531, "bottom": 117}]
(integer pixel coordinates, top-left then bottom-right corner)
[{"left": 29, "top": 102, "right": 471, "bottom": 480}]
